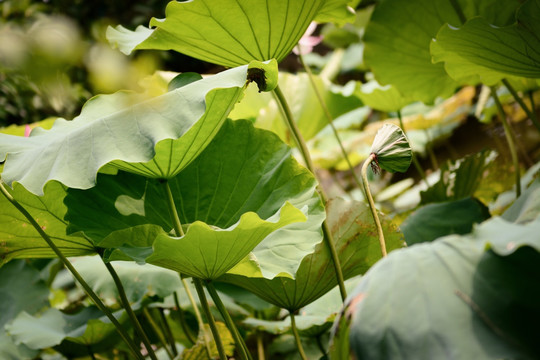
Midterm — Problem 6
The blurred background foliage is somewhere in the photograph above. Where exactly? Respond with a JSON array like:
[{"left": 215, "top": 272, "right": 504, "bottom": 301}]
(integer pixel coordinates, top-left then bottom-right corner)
[{"left": 0, "top": 0, "right": 226, "bottom": 126}]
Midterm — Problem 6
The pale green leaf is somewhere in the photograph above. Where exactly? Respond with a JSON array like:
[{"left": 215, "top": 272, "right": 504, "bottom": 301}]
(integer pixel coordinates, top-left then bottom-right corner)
[
  {"left": 107, "top": 0, "right": 353, "bottom": 67},
  {"left": 338, "top": 218, "right": 540, "bottom": 359},
  {"left": 6, "top": 307, "right": 117, "bottom": 349},
  {"left": 0, "top": 65, "right": 251, "bottom": 195}
]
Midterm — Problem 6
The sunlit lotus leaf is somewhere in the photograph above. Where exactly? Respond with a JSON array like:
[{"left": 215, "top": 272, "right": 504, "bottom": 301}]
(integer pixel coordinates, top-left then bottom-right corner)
[{"left": 107, "top": 0, "right": 353, "bottom": 67}]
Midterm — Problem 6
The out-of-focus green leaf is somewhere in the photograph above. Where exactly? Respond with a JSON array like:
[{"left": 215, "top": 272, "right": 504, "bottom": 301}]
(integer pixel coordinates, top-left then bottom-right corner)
[
  {"left": 0, "top": 261, "right": 49, "bottom": 360},
  {"left": 370, "top": 123, "right": 412, "bottom": 173},
  {"left": 66, "top": 120, "right": 324, "bottom": 280},
  {"left": 502, "top": 177, "right": 540, "bottom": 224},
  {"left": 335, "top": 217, "right": 540, "bottom": 359},
  {"left": 0, "top": 65, "right": 252, "bottom": 195},
  {"left": 0, "top": 182, "right": 94, "bottom": 266},
  {"left": 363, "top": 0, "right": 520, "bottom": 103},
  {"left": 107, "top": 0, "right": 353, "bottom": 67},
  {"left": 6, "top": 307, "right": 117, "bottom": 349},
  {"left": 401, "top": 197, "right": 491, "bottom": 245},
  {"left": 231, "top": 72, "right": 362, "bottom": 145},
  {"left": 354, "top": 80, "right": 413, "bottom": 112},
  {"left": 431, "top": 0, "right": 540, "bottom": 86},
  {"left": 220, "top": 198, "right": 405, "bottom": 310},
  {"left": 421, "top": 150, "right": 496, "bottom": 204},
  {"left": 71, "top": 256, "right": 182, "bottom": 304}
]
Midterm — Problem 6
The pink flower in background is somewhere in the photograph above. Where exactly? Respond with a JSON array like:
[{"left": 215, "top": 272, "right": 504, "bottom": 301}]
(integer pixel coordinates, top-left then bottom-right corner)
[
  {"left": 24, "top": 125, "right": 32, "bottom": 137},
  {"left": 293, "top": 22, "right": 323, "bottom": 55}
]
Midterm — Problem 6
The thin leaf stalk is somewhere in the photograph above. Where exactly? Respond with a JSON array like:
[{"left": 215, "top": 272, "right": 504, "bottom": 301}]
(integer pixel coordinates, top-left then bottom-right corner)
[
  {"left": 256, "top": 331, "right": 265, "bottom": 360},
  {"left": 143, "top": 308, "right": 174, "bottom": 360},
  {"left": 103, "top": 261, "right": 159, "bottom": 360},
  {"left": 289, "top": 312, "right": 308, "bottom": 360},
  {"left": 159, "top": 308, "right": 179, "bottom": 356},
  {"left": 297, "top": 49, "right": 364, "bottom": 191},
  {"left": 193, "top": 278, "right": 228, "bottom": 360},
  {"left": 162, "top": 180, "right": 185, "bottom": 236},
  {"left": 0, "top": 182, "right": 144, "bottom": 360},
  {"left": 502, "top": 79, "right": 540, "bottom": 133},
  {"left": 162, "top": 178, "right": 216, "bottom": 356},
  {"left": 181, "top": 277, "right": 214, "bottom": 356},
  {"left": 173, "top": 291, "right": 197, "bottom": 345},
  {"left": 361, "top": 154, "right": 387, "bottom": 257},
  {"left": 206, "top": 281, "right": 252, "bottom": 360},
  {"left": 272, "top": 85, "right": 347, "bottom": 301},
  {"left": 397, "top": 110, "right": 429, "bottom": 187},
  {"left": 491, "top": 86, "right": 521, "bottom": 197}
]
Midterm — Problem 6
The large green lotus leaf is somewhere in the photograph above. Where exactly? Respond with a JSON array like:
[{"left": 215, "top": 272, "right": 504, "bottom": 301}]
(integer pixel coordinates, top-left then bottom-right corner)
[
  {"left": 230, "top": 72, "right": 362, "bottom": 144},
  {"left": 363, "top": 0, "right": 521, "bottom": 103},
  {"left": 401, "top": 197, "right": 491, "bottom": 245},
  {"left": 431, "top": 0, "right": 540, "bottom": 86},
  {"left": 0, "top": 65, "right": 251, "bottom": 195},
  {"left": 5, "top": 307, "right": 117, "bottom": 349},
  {"left": 146, "top": 202, "right": 305, "bottom": 279},
  {"left": 107, "top": 0, "right": 353, "bottom": 67},
  {"left": 0, "top": 182, "right": 95, "bottom": 265},
  {"left": 65, "top": 119, "right": 324, "bottom": 280},
  {"left": 219, "top": 198, "right": 405, "bottom": 311},
  {"left": 242, "top": 276, "right": 362, "bottom": 337},
  {"left": 335, "top": 217, "right": 540, "bottom": 359}
]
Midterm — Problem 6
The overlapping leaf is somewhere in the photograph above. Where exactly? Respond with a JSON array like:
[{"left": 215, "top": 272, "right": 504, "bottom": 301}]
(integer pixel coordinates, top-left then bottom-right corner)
[
  {"left": 333, "top": 216, "right": 540, "bottom": 359},
  {"left": 363, "top": 0, "right": 521, "bottom": 103},
  {"left": 107, "top": 0, "right": 353, "bottom": 67},
  {"left": 0, "top": 65, "right": 252, "bottom": 195},
  {"left": 65, "top": 119, "right": 324, "bottom": 280},
  {"left": 0, "top": 182, "right": 95, "bottom": 266},
  {"left": 220, "top": 198, "right": 405, "bottom": 311},
  {"left": 431, "top": 0, "right": 540, "bottom": 86}
]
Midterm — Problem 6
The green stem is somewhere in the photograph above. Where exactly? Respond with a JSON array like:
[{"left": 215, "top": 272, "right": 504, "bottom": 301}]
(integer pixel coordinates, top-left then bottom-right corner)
[
  {"left": 206, "top": 281, "right": 252, "bottom": 360},
  {"left": 272, "top": 85, "right": 323, "bottom": 200},
  {"left": 397, "top": 110, "right": 429, "bottom": 187},
  {"left": 491, "top": 86, "right": 521, "bottom": 198},
  {"left": 298, "top": 49, "right": 364, "bottom": 192},
  {"left": 193, "top": 278, "right": 227, "bottom": 360},
  {"left": 182, "top": 277, "right": 213, "bottom": 357},
  {"left": 449, "top": 0, "right": 467, "bottom": 24},
  {"left": 502, "top": 79, "right": 540, "bottom": 133},
  {"left": 173, "top": 291, "right": 197, "bottom": 345},
  {"left": 256, "top": 332, "right": 265, "bottom": 360},
  {"left": 159, "top": 308, "right": 179, "bottom": 357},
  {"left": 143, "top": 308, "right": 174, "bottom": 360},
  {"left": 289, "top": 312, "right": 308, "bottom": 360},
  {"left": 272, "top": 85, "right": 347, "bottom": 301},
  {"left": 104, "top": 261, "right": 159, "bottom": 360},
  {"left": 361, "top": 154, "right": 387, "bottom": 257},
  {"left": 162, "top": 180, "right": 185, "bottom": 236},
  {"left": 0, "top": 182, "right": 144, "bottom": 360}
]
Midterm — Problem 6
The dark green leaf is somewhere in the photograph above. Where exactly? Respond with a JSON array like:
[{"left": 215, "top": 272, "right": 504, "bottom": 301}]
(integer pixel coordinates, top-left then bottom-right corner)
[{"left": 401, "top": 197, "right": 491, "bottom": 245}]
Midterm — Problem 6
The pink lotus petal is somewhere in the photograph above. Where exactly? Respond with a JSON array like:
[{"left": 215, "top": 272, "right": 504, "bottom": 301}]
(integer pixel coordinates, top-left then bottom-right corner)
[
  {"left": 293, "top": 21, "right": 323, "bottom": 55},
  {"left": 24, "top": 125, "right": 32, "bottom": 137}
]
